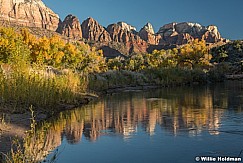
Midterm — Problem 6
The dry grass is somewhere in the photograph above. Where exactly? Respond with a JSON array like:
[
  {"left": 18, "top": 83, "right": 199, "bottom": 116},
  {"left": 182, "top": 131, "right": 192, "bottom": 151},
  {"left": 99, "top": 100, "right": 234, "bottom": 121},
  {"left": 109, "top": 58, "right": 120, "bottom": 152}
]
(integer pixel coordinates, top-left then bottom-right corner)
[{"left": 0, "top": 64, "right": 87, "bottom": 113}]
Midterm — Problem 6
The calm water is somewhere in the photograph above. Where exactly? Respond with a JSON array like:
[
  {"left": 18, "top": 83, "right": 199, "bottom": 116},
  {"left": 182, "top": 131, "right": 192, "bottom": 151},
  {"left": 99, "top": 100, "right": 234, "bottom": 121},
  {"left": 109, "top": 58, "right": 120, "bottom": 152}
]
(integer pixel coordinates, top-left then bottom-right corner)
[{"left": 41, "top": 81, "right": 243, "bottom": 163}]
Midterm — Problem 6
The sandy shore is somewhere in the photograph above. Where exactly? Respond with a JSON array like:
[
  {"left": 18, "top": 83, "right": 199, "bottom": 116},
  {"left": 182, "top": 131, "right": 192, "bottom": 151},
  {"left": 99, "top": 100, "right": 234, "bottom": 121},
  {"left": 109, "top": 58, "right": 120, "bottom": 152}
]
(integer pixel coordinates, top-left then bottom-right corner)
[
  {"left": 0, "top": 111, "right": 47, "bottom": 154},
  {"left": 0, "top": 95, "right": 95, "bottom": 155}
]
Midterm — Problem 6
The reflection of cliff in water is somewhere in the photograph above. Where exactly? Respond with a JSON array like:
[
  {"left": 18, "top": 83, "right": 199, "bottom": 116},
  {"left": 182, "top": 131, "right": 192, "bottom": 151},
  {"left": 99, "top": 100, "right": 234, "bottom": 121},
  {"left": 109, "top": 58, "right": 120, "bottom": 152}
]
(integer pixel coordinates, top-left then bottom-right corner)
[{"left": 34, "top": 81, "right": 243, "bottom": 157}]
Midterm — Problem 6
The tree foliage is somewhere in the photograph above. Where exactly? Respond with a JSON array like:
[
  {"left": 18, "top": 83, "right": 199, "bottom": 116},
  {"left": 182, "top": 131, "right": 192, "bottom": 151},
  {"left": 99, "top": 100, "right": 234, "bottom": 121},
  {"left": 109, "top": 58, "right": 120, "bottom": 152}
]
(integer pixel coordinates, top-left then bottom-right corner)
[
  {"left": 145, "top": 49, "right": 178, "bottom": 68},
  {"left": 107, "top": 56, "right": 124, "bottom": 70},
  {"left": 178, "top": 39, "right": 212, "bottom": 68},
  {"left": 0, "top": 27, "right": 107, "bottom": 74},
  {"left": 0, "top": 27, "right": 30, "bottom": 64}
]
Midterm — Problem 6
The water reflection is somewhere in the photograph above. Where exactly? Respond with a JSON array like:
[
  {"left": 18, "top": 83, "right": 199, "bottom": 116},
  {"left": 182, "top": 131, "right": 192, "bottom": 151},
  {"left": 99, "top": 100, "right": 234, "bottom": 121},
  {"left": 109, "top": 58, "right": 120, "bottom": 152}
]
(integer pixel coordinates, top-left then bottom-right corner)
[
  {"left": 32, "top": 81, "right": 243, "bottom": 162},
  {"left": 35, "top": 81, "right": 241, "bottom": 146}
]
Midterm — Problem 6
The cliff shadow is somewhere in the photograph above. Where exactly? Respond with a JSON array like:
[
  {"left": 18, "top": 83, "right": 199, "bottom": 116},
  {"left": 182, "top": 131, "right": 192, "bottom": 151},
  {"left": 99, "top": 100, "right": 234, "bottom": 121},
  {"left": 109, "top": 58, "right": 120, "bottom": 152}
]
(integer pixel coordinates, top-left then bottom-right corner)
[{"left": 100, "top": 46, "right": 127, "bottom": 59}]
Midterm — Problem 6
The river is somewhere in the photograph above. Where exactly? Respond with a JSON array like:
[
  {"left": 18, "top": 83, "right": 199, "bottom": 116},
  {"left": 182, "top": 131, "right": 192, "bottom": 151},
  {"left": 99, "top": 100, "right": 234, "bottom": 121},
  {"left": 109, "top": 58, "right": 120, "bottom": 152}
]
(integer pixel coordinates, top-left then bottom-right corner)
[{"left": 37, "top": 81, "right": 243, "bottom": 163}]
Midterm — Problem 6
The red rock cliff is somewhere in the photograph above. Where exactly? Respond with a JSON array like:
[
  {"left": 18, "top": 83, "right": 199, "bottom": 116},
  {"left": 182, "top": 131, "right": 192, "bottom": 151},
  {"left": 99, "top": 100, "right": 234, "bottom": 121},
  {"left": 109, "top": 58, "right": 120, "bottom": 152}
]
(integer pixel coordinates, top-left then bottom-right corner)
[{"left": 0, "top": 0, "right": 60, "bottom": 31}]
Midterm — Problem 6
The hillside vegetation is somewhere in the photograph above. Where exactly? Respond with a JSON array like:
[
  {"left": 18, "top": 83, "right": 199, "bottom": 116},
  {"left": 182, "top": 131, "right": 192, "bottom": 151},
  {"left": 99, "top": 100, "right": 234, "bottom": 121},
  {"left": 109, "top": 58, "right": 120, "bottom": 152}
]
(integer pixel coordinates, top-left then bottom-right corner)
[{"left": 211, "top": 40, "right": 243, "bottom": 74}]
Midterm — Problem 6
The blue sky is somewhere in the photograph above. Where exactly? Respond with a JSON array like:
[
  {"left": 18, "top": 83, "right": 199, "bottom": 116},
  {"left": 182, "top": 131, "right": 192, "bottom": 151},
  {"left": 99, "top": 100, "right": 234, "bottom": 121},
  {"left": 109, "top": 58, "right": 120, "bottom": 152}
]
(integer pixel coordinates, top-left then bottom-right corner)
[{"left": 43, "top": 0, "right": 243, "bottom": 40}]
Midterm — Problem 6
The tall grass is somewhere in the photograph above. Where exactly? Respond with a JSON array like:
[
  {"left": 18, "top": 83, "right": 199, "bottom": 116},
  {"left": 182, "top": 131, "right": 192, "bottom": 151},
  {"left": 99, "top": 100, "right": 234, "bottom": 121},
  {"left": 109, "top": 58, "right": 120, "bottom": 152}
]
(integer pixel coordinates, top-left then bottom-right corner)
[{"left": 0, "top": 64, "right": 87, "bottom": 112}]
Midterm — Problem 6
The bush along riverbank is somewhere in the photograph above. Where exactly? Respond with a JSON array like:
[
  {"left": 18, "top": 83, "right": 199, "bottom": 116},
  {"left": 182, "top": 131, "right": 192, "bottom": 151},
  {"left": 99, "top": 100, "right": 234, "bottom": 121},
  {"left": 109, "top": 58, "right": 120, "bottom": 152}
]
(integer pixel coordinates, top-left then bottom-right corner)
[{"left": 88, "top": 68, "right": 208, "bottom": 92}]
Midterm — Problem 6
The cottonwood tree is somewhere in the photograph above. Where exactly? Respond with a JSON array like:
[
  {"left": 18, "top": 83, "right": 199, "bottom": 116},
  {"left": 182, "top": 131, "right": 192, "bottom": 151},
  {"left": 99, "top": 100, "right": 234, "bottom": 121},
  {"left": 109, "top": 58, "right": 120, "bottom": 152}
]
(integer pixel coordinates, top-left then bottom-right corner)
[{"left": 177, "top": 39, "right": 212, "bottom": 69}]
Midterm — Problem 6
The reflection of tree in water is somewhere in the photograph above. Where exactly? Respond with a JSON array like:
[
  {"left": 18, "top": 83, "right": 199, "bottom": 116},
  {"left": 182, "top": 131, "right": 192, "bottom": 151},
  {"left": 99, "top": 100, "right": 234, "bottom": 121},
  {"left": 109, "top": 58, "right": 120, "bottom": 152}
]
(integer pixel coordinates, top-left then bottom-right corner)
[
  {"left": 213, "top": 81, "right": 243, "bottom": 111},
  {"left": 32, "top": 81, "right": 243, "bottom": 157}
]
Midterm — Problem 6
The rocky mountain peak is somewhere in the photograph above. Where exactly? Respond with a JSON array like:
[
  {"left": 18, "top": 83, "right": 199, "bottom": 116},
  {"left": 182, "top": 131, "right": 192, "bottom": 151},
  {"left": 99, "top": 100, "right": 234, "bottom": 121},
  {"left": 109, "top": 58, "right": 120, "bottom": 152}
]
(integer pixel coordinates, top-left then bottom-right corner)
[
  {"left": 157, "top": 22, "right": 224, "bottom": 45},
  {"left": 57, "top": 14, "right": 82, "bottom": 39},
  {"left": 106, "top": 22, "right": 147, "bottom": 55},
  {"left": 158, "top": 22, "right": 176, "bottom": 34},
  {"left": 106, "top": 23, "right": 140, "bottom": 43},
  {"left": 81, "top": 17, "right": 111, "bottom": 42},
  {"left": 175, "top": 22, "right": 206, "bottom": 36},
  {"left": 0, "top": 0, "right": 60, "bottom": 31},
  {"left": 86, "top": 17, "right": 95, "bottom": 23},
  {"left": 207, "top": 25, "right": 220, "bottom": 37},
  {"left": 202, "top": 25, "right": 222, "bottom": 43},
  {"left": 117, "top": 22, "right": 137, "bottom": 33},
  {"left": 142, "top": 23, "right": 155, "bottom": 34},
  {"left": 138, "top": 23, "right": 160, "bottom": 45}
]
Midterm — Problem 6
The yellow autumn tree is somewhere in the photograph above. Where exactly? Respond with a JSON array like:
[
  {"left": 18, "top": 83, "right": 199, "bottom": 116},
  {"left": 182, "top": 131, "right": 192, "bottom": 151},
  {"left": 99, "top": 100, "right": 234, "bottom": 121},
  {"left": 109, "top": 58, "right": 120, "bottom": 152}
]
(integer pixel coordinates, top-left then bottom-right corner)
[
  {"left": 145, "top": 48, "right": 178, "bottom": 69},
  {"left": 0, "top": 27, "right": 30, "bottom": 64},
  {"left": 178, "top": 39, "right": 212, "bottom": 69},
  {"left": 48, "top": 35, "right": 65, "bottom": 67},
  {"left": 63, "top": 42, "right": 82, "bottom": 69},
  {"left": 20, "top": 28, "right": 38, "bottom": 47},
  {"left": 107, "top": 56, "right": 124, "bottom": 70},
  {"left": 125, "top": 53, "right": 145, "bottom": 71},
  {"left": 78, "top": 46, "right": 107, "bottom": 73}
]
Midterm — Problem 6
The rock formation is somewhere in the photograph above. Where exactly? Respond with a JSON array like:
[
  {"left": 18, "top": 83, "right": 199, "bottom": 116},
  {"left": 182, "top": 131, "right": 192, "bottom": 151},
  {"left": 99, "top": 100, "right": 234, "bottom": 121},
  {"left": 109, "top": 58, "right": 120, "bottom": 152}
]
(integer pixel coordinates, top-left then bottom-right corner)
[
  {"left": 0, "top": 0, "right": 60, "bottom": 31},
  {"left": 80, "top": 20, "right": 148, "bottom": 55},
  {"left": 117, "top": 22, "right": 137, "bottom": 34},
  {"left": 106, "top": 23, "right": 147, "bottom": 54},
  {"left": 79, "top": 20, "right": 224, "bottom": 55},
  {"left": 202, "top": 25, "right": 222, "bottom": 43},
  {"left": 81, "top": 17, "right": 111, "bottom": 42},
  {"left": 138, "top": 23, "right": 161, "bottom": 45},
  {"left": 57, "top": 14, "right": 82, "bottom": 39},
  {"left": 157, "top": 22, "right": 224, "bottom": 45}
]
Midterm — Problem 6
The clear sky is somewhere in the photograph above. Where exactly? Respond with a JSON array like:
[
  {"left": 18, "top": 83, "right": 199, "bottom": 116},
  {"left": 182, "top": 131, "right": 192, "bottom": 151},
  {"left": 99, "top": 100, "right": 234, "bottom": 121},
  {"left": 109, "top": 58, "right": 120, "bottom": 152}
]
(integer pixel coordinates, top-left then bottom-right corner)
[{"left": 43, "top": 0, "right": 243, "bottom": 40}]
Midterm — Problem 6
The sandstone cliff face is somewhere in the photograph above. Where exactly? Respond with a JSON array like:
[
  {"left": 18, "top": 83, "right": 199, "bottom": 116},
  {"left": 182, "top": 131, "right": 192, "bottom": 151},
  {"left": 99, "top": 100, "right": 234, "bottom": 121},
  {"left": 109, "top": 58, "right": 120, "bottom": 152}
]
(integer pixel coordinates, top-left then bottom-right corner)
[
  {"left": 107, "top": 23, "right": 130, "bottom": 43},
  {"left": 106, "top": 23, "right": 147, "bottom": 54},
  {"left": 68, "top": 18, "right": 148, "bottom": 55},
  {"left": 157, "top": 22, "right": 223, "bottom": 45},
  {"left": 117, "top": 22, "right": 137, "bottom": 34},
  {"left": 81, "top": 17, "right": 111, "bottom": 42},
  {"left": 79, "top": 20, "right": 224, "bottom": 56},
  {"left": 202, "top": 25, "right": 222, "bottom": 43},
  {"left": 0, "top": 0, "right": 60, "bottom": 31},
  {"left": 57, "top": 14, "right": 82, "bottom": 39},
  {"left": 138, "top": 23, "right": 161, "bottom": 45}
]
